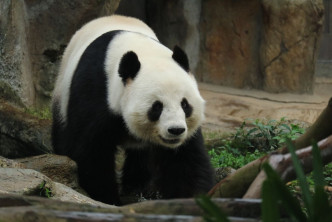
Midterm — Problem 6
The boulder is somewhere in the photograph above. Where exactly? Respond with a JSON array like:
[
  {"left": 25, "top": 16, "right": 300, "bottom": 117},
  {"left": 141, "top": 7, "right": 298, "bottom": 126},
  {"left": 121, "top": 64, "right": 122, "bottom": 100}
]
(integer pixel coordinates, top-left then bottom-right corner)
[
  {"left": 0, "top": 0, "right": 120, "bottom": 107},
  {"left": 260, "top": 0, "right": 324, "bottom": 93},
  {"left": 0, "top": 156, "right": 109, "bottom": 207},
  {"left": 0, "top": 99, "right": 52, "bottom": 158},
  {"left": 16, "top": 154, "right": 83, "bottom": 194}
]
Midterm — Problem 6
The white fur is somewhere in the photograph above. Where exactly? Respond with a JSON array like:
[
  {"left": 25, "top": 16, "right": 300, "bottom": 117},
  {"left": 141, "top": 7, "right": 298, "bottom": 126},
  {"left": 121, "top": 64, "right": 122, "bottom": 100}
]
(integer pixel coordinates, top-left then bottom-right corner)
[
  {"left": 53, "top": 15, "right": 158, "bottom": 121},
  {"left": 54, "top": 15, "right": 205, "bottom": 148}
]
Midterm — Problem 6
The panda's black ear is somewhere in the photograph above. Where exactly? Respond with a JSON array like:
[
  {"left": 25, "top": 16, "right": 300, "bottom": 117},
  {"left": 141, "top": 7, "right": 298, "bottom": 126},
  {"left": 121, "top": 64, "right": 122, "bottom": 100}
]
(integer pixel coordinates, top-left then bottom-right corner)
[
  {"left": 119, "top": 51, "right": 141, "bottom": 85},
  {"left": 172, "top": 45, "right": 189, "bottom": 72}
]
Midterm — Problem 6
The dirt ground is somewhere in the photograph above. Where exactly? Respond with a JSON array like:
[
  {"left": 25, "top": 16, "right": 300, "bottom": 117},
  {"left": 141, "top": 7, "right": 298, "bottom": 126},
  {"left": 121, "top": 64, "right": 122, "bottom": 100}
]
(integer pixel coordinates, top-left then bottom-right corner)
[{"left": 200, "top": 77, "right": 332, "bottom": 133}]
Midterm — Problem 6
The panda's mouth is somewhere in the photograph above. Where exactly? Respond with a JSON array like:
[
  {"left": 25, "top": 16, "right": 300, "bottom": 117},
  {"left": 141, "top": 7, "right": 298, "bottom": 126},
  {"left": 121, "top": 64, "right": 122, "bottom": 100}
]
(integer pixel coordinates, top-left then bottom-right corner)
[{"left": 159, "top": 136, "right": 181, "bottom": 145}]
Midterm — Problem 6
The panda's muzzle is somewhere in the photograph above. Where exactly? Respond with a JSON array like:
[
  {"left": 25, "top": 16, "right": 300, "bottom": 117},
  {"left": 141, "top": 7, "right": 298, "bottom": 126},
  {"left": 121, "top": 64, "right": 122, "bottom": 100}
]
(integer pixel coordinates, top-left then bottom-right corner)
[
  {"left": 159, "top": 127, "right": 186, "bottom": 145},
  {"left": 159, "top": 136, "right": 181, "bottom": 145}
]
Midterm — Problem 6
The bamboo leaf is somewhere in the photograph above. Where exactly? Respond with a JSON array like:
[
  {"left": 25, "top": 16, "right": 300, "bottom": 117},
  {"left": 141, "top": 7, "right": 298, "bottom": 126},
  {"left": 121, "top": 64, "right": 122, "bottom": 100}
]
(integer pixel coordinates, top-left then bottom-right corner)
[
  {"left": 262, "top": 179, "right": 280, "bottom": 222},
  {"left": 286, "top": 140, "right": 313, "bottom": 217},
  {"left": 196, "top": 196, "right": 230, "bottom": 222},
  {"left": 311, "top": 141, "right": 325, "bottom": 187},
  {"left": 311, "top": 141, "right": 332, "bottom": 222},
  {"left": 263, "top": 163, "right": 307, "bottom": 222}
]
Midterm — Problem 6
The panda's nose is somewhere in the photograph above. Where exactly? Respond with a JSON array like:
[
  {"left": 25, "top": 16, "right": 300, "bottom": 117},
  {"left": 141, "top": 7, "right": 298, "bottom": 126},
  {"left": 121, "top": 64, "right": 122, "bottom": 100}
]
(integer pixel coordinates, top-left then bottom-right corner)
[{"left": 168, "top": 127, "right": 185, "bottom": 136}]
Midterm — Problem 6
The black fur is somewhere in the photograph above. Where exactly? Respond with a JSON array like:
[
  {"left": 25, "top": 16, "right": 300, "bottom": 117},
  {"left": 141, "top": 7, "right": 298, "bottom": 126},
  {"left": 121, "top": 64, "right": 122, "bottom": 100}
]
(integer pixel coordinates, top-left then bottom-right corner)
[
  {"left": 52, "top": 31, "right": 214, "bottom": 205},
  {"left": 119, "top": 51, "right": 140, "bottom": 84},
  {"left": 181, "top": 98, "right": 193, "bottom": 118},
  {"left": 172, "top": 45, "right": 189, "bottom": 72},
  {"left": 122, "top": 129, "right": 214, "bottom": 200},
  {"left": 147, "top": 100, "right": 163, "bottom": 122}
]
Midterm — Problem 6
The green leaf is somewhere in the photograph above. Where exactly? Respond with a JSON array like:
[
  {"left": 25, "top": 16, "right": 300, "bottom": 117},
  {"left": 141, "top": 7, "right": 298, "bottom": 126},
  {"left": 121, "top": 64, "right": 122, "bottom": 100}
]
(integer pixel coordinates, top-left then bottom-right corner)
[
  {"left": 312, "top": 188, "right": 332, "bottom": 222},
  {"left": 247, "top": 128, "right": 258, "bottom": 136},
  {"left": 280, "top": 124, "right": 291, "bottom": 132},
  {"left": 286, "top": 140, "right": 313, "bottom": 218},
  {"left": 262, "top": 179, "right": 280, "bottom": 222},
  {"left": 311, "top": 141, "right": 332, "bottom": 222},
  {"left": 263, "top": 163, "right": 307, "bottom": 222},
  {"left": 311, "top": 141, "right": 325, "bottom": 188},
  {"left": 195, "top": 196, "right": 230, "bottom": 222}
]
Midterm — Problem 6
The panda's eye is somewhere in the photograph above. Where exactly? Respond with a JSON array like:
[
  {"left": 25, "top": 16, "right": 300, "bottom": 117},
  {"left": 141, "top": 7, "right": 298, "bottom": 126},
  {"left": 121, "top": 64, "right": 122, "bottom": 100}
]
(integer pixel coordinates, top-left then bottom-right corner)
[
  {"left": 148, "top": 100, "right": 163, "bottom": 122},
  {"left": 181, "top": 98, "right": 192, "bottom": 118}
]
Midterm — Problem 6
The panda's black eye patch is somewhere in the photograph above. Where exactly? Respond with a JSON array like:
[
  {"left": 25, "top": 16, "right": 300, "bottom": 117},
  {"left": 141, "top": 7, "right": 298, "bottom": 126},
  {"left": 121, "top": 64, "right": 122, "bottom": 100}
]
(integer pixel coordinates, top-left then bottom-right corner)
[
  {"left": 181, "top": 98, "right": 192, "bottom": 118},
  {"left": 148, "top": 100, "right": 163, "bottom": 122}
]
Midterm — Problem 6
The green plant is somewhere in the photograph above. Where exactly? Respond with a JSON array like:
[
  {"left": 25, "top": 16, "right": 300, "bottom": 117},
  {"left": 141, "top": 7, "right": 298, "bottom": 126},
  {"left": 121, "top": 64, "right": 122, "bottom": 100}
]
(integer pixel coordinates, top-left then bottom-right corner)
[
  {"left": 208, "top": 118, "right": 306, "bottom": 169},
  {"left": 39, "top": 181, "right": 53, "bottom": 198},
  {"left": 272, "top": 118, "right": 305, "bottom": 145},
  {"left": 323, "top": 163, "right": 332, "bottom": 187},
  {"left": 208, "top": 148, "right": 262, "bottom": 169},
  {"left": 262, "top": 140, "right": 332, "bottom": 222}
]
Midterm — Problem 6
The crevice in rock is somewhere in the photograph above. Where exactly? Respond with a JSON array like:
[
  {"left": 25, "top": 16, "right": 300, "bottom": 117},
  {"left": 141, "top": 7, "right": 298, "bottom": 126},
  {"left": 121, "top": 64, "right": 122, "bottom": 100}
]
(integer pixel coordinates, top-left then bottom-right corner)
[{"left": 42, "top": 45, "right": 66, "bottom": 63}]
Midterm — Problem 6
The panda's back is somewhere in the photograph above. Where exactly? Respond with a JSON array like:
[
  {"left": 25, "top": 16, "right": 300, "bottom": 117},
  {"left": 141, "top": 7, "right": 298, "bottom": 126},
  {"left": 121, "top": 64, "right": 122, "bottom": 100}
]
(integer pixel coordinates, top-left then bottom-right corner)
[{"left": 63, "top": 15, "right": 157, "bottom": 64}]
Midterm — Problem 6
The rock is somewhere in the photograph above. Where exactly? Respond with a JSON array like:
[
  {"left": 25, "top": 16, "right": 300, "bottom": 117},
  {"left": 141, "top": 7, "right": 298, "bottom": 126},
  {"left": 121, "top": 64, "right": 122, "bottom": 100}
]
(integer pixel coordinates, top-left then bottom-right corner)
[
  {"left": 146, "top": 0, "right": 201, "bottom": 72},
  {"left": 0, "top": 166, "right": 108, "bottom": 207},
  {"left": 0, "top": 156, "right": 25, "bottom": 169},
  {"left": 0, "top": 0, "right": 120, "bottom": 107},
  {"left": 0, "top": 168, "right": 49, "bottom": 196},
  {"left": 16, "top": 154, "right": 83, "bottom": 194},
  {"left": 0, "top": 153, "right": 89, "bottom": 198},
  {"left": 260, "top": 0, "right": 324, "bottom": 93},
  {"left": 116, "top": 0, "right": 147, "bottom": 21},
  {"left": 197, "top": 0, "right": 262, "bottom": 89},
  {"left": 0, "top": 99, "right": 52, "bottom": 158}
]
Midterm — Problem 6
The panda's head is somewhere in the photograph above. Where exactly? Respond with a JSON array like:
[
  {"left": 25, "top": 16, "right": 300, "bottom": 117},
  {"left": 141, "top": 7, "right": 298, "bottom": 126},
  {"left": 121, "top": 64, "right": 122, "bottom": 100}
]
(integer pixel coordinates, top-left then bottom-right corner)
[{"left": 118, "top": 46, "right": 205, "bottom": 148}]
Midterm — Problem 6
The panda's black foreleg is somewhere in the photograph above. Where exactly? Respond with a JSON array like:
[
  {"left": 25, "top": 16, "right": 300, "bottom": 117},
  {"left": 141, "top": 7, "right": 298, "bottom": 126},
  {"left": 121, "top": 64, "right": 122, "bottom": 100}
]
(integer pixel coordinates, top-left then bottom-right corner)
[
  {"left": 152, "top": 129, "right": 215, "bottom": 198},
  {"left": 76, "top": 146, "right": 120, "bottom": 205},
  {"left": 121, "top": 149, "right": 151, "bottom": 195}
]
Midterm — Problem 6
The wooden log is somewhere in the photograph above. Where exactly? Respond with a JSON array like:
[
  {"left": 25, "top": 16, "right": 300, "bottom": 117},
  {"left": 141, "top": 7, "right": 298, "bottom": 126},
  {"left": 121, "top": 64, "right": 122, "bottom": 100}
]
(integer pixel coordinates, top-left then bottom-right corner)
[
  {"left": 0, "top": 194, "right": 262, "bottom": 221},
  {"left": 243, "top": 135, "right": 332, "bottom": 198}
]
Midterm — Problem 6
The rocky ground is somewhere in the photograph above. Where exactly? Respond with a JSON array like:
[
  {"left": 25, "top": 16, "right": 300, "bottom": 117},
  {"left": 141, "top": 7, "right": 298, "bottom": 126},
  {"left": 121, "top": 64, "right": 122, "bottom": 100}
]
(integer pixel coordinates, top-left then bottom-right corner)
[{"left": 201, "top": 77, "right": 332, "bottom": 133}]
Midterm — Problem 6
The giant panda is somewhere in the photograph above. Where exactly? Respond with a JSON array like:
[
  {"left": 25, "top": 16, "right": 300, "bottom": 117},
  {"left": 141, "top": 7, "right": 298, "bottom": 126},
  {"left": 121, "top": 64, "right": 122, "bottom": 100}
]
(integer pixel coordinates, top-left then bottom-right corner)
[{"left": 52, "top": 15, "right": 214, "bottom": 205}]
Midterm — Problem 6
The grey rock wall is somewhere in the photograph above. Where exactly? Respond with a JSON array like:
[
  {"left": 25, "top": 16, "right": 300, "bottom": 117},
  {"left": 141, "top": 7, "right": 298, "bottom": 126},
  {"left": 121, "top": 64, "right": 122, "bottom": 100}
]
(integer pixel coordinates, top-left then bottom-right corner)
[{"left": 0, "top": 0, "right": 120, "bottom": 108}]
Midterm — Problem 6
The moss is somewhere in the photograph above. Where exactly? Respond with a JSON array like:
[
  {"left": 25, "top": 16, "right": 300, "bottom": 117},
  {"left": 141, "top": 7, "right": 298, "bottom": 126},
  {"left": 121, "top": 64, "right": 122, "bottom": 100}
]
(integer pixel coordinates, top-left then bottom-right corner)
[
  {"left": 0, "top": 81, "right": 24, "bottom": 106},
  {"left": 25, "top": 106, "right": 52, "bottom": 120}
]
